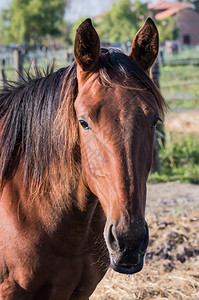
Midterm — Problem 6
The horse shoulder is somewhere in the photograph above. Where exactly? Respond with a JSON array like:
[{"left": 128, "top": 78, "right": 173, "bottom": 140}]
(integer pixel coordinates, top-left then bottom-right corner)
[{"left": 0, "top": 171, "right": 108, "bottom": 299}]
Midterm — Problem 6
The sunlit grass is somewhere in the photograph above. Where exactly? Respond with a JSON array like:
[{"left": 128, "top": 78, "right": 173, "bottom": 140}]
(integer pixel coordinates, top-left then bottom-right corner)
[
  {"left": 159, "top": 64, "right": 199, "bottom": 109},
  {"left": 149, "top": 133, "right": 199, "bottom": 184}
]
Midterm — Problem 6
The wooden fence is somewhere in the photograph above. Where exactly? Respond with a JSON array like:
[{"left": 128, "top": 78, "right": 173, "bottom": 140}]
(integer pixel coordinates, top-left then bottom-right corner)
[
  {"left": 159, "top": 64, "right": 199, "bottom": 110},
  {"left": 0, "top": 47, "right": 199, "bottom": 110},
  {"left": 0, "top": 48, "right": 73, "bottom": 83}
]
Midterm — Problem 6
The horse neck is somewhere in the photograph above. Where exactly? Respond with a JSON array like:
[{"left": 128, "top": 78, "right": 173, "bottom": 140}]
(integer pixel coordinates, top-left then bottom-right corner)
[{"left": 1, "top": 162, "right": 98, "bottom": 235}]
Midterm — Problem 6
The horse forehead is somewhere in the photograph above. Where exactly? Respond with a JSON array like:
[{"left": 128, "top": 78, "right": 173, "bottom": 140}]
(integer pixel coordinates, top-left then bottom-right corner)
[
  {"left": 79, "top": 82, "right": 153, "bottom": 115},
  {"left": 77, "top": 71, "right": 158, "bottom": 118}
]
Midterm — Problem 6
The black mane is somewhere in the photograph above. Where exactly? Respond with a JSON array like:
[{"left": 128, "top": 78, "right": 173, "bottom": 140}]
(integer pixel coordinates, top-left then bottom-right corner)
[{"left": 0, "top": 64, "right": 77, "bottom": 190}]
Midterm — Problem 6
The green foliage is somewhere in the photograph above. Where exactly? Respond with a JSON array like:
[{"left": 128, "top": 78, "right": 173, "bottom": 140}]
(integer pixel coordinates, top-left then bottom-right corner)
[
  {"left": 149, "top": 134, "right": 199, "bottom": 184},
  {"left": 94, "top": 0, "right": 179, "bottom": 44},
  {"left": 156, "top": 17, "right": 179, "bottom": 43},
  {"left": 193, "top": 0, "right": 199, "bottom": 11},
  {"left": 184, "top": 0, "right": 199, "bottom": 12},
  {"left": 0, "top": 0, "right": 67, "bottom": 45},
  {"left": 96, "top": 0, "right": 149, "bottom": 43},
  {"left": 59, "top": 20, "right": 73, "bottom": 47}
]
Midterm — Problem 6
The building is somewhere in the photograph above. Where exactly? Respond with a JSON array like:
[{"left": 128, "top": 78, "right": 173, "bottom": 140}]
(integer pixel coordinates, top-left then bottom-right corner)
[{"left": 149, "top": 1, "right": 199, "bottom": 45}]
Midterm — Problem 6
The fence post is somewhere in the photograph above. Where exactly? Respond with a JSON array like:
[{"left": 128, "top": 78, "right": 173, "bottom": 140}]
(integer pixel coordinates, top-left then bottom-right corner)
[
  {"left": 13, "top": 48, "right": 23, "bottom": 81},
  {"left": 151, "top": 58, "right": 161, "bottom": 173},
  {"left": 0, "top": 58, "right": 6, "bottom": 87}
]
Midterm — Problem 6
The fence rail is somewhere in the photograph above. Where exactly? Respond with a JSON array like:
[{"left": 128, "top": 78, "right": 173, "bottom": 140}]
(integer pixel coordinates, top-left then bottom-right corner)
[
  {"left": 0, "top": 48, "right": 73, "bottom": 82},
  {"left": 0, "top": 48, "right": 199, "bottom": 111},
  {"left": 162, "top": 59, "right": 199, "bottom": 66},
  {"left": 158, "top": 55, "right": 199, "bottom": 109}
]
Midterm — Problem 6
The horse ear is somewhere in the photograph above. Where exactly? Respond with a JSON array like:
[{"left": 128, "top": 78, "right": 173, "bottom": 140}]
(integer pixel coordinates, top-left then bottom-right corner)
[
  {"left": 129, "top": 18, "right": 159, "bottom": 73},
  {"left": 74, "top": 18, "right": 100, "bottom": 72}
]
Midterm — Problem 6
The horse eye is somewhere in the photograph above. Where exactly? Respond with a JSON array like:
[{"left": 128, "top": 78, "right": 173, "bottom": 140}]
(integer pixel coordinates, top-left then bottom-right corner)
[
  {"left": 151, "top": 116, "right": 161, "bottom": 129},
  {"left": 79, "top": 120, "right": 91, "bottom": 130}
]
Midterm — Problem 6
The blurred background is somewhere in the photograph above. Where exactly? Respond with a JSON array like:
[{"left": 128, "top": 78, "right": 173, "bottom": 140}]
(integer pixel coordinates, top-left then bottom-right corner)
[{"left": 0, "top": 1, "right": 198, "bottom": 299}]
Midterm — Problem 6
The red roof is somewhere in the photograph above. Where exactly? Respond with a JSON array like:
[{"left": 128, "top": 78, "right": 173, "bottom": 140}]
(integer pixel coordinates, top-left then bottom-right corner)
[{"left": 148, "top": 1, "right": 194, "bottom": 19}]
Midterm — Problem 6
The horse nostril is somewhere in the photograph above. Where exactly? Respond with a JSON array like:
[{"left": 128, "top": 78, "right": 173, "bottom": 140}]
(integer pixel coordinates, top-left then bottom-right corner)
[
  {"left": 107, "top": 225, "right": 118, "bottom": 252},
  {"left": 107, "top": 225, "right": 126, "bottom": 252},
  {"left": 108, "top": 225, "right": 115, "bottom": 244}
]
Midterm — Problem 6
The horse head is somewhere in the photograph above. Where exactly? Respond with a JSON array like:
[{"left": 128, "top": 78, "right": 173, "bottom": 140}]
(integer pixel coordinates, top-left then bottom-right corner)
[{"left": 74, "top": 18, "right": 163, "bottom": 274}]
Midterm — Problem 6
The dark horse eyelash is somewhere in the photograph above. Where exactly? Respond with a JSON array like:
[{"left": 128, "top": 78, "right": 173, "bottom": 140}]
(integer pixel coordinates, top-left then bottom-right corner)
[{"left": 151, "top": 116, "right": 162, "bottom": 128}]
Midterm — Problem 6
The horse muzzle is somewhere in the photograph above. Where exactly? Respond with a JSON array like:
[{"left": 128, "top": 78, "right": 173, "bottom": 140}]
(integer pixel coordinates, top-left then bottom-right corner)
[
  {"left": 104, "top": 221, "right": 149, "bottom": 275},
  {"left": 110, "top": 254, "right": 144, "bottom": 274}
]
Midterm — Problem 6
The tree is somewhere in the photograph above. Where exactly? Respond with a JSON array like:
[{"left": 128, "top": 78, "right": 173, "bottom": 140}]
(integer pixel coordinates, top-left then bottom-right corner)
[
  {"left": 96, "top": 0, "right": 135, "bottom": 43},
  {"left": 0, "top": 0, "right": 68, "bottom": 45},
  {"left": 156, "top": 17, "right": 179, "bottom": 43},
  {"left": 95, "top": 0, "right": 151, "bottom": 43},
  {"left": 190, "top": 0, "right": 199, "bottom": 12},
  {"left": 96, "top": 0, "right": 180, "bottom": 44}
]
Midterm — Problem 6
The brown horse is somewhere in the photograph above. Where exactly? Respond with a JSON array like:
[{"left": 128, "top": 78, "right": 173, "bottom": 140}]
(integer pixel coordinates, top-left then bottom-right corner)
[{"left": 0, "top": 18, "right": 166, "bottom": 299}]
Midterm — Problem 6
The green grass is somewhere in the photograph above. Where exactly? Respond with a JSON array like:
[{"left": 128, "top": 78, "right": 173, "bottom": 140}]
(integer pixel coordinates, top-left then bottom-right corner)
[
  {"left": 149, "top": 134, "right": 199, "bottom": 184},
  {"left": 160, "top": 64, "right": 199, "bottom": 108},
  {"left": 159, "top": 45, "right": 199, "bottom": 109},
  {"left": 164, "top": 45, "right": 199, "bottom": 61}
]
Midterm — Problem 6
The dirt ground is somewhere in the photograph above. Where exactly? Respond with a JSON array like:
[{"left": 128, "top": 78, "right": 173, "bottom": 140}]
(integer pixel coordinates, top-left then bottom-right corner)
[
  {"left": 91, "top": 110, "right": 199, "bottom": 300},
  {"left": 165, "top": 109, "right": 199, "bottom": 140}
]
